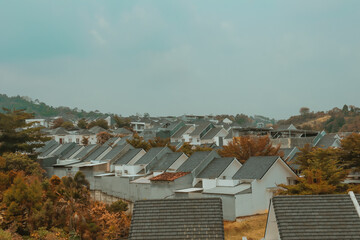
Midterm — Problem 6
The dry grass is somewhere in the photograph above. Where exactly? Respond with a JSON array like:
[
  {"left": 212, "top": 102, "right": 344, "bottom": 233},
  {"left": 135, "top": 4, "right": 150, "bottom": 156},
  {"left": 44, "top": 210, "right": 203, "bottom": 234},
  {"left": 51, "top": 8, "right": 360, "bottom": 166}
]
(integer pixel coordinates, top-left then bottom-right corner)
[{"left": 224, "top": 214, "right": 267, "bottom": 240}]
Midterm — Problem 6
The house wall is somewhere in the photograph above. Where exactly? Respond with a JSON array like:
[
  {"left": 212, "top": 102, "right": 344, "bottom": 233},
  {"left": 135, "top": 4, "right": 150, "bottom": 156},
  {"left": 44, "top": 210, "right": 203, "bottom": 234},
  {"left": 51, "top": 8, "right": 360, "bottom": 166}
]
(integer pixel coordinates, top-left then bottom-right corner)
[
  {"left": 115, "top": 165, "right": 143, "bottom": 176},
  {"left": 219, "top": 160, "right": 241, "bottom": 179},
  {"left": 264, "top": 201, "right": 280, "bottom": 240},
  {"left": 251, "top": 159, "right": 296, "bottom": 212},
  {"left": 235, "top": 193, "right": 255, "bottom": 217},
  {"left": 202, "top": 179, "right": 217, "bottom": 190},
  {"left": 128, "top": 150, "right": 146, "bottom": 165}
]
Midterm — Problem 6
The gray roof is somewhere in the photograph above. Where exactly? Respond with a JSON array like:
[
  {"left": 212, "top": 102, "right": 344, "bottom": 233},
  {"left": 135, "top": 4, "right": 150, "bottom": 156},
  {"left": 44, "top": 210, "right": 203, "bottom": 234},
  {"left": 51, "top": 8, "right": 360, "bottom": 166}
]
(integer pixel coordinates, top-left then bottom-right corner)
[
  {"left": 197, "top": 157, "right": 235, "bottom": 179},
  {"left": 100, "top": 144, "right": 127, "bottom": 161},
  {"left": 233, "top": 156, "right": 280, "bottom": 180},
  {"left": 275, "top": 124, "right": 297, "bottom": 131},
  {"left": 129, "top": 198, "right": 224, "bottom": 240},
  {"left": 177, "top": 151, "right": 213, "bottom": 172},
  {"left": 60, "top": 144, "right": 83, "bottom": 159},
  {"left": 77, "top": 129, "right": 92, "bottom": 135},
  {"left": 88, "top": 126, "right": 107, "bottom": 134},
  {"left": 201, "top": 127, "right": 223, "bottom": 140},
  {"left": 149, "top": 152, "right": 183, "bottom": 171},
  {"left": 52, "top": 127, "right": 69, "bottom": 135},
  {"left": 190, "top": 122, "right": 212, "bottom": 136},
  {"left": 103, "top": 137, "right": 120, "bottom": 146},
  {"left": 272, "top": 194, "right": 360, "bottom": 240},
  {"left": 114, "top": 148, "right": 143, "bottom": 165},
  {"left": 82, "top": 145, "right": 109, "bottom": 161},
  {"left": 171, "top": 125, "right": 192, "bottom": 139},
  {"left": 316, "top": 134, "right": 340, "bottom": 148},
  {"left": 39, "top": 142, "right": 60, "bottom": 157},
  {"left": 135, "top": 147, "right": 170, "bottom": 165},
  {"left": 37, "top": 140, "right": 57, "bottom": 153},
  {"left": 72, "top": 144, "right": 98, "bottom": 160},
  {"left": 50, "top": 142, "right": 76, "bottom": 157},
  {"left": 112, "top": 127, "right": 132, "bottom": 135}
]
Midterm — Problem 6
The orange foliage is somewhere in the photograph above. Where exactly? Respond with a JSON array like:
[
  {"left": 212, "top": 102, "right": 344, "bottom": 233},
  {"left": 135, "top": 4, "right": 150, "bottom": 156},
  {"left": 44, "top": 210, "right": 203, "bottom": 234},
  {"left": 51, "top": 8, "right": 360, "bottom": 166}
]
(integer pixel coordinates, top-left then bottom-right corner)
[{"left": 218, "top": 136, "right": 281, "bottom": 163}]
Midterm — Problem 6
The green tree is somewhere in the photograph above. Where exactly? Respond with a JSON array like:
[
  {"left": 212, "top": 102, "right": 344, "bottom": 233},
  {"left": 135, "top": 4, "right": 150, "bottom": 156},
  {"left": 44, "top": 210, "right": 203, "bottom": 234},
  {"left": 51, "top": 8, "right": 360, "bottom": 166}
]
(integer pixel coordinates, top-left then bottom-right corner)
[
  {"left": 113, "top": 115, "right": 131, "bottom": 128},
  {"left": 77, "top": 118, "right": 88, "bottom": 129},
  {"left": 88, "top": 119, "right": 109, "bottom": 130},
  {"left": 339, "top": 133, "right": 360, "bottom": 170},
  {"left": 0, "top": 108, "right": 50, "bottom": 156}
]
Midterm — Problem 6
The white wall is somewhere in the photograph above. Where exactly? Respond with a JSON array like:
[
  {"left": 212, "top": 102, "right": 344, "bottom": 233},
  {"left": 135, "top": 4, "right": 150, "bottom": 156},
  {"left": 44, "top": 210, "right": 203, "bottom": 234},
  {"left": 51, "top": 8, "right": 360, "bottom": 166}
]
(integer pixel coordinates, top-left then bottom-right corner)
[
  {"left": 264, "top": 201, "right": 280, "bottom": 240},
  {"left": 235, "top": 193, "right": 255, "bottom": 217},
  {"left": 168, "top": 154, "right": 188, "bottom": 172}
]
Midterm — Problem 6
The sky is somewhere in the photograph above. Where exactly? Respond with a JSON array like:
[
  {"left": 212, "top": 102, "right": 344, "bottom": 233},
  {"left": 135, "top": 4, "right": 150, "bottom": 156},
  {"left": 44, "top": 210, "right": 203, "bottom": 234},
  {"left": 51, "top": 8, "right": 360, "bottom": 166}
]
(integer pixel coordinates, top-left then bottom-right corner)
[{"left": 1, "top": 0, "right": 360, "bottom": 119}]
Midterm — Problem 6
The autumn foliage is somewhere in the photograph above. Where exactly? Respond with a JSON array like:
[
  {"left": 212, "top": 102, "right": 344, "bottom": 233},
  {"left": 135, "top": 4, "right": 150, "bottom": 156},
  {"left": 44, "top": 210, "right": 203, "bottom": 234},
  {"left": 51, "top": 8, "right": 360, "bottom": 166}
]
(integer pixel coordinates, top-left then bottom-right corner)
[{"left": 218, "top": 136, "right": 282, "bottom": 163}]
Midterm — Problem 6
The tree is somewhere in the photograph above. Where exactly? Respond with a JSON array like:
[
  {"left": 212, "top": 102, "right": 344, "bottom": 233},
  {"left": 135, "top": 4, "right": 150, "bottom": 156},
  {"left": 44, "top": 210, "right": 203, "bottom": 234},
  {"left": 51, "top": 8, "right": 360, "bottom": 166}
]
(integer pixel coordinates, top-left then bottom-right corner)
[
  {"left": 126, "top": 134, "right": 150, "bottom": 151},
  {"left": 218, "top": 136, "right": 281, "bottom": 163},
  {"left": 278, "top": 145, "right": 349, "bottom": 195},
  {"left": 338, "top": 133, "right": 360, "bottom": 170},
  {"left": 96, "top": 131, "right": 113, "bottom": 145},
  {"left": 88, "top": 119, "right": 109, "bottom": 130},
  {"left": 113, "top": 115, "right": 131, "bottom": 128},
  {"left": 107, "top": 200, "right": 128, "bottom": 213},
  {"left": 299, "top": 107, "right": 310, "bottom": 115},
  {"left": 0, "top": 108, "right": 50, "bottom": 156},
  {"left": 52, "top": 118, "right": 64, "bottom": 129},
  {"left": 0, "top": 153, "right": 44, "bottom": 177},
  {"left": 81, "top": 136, "right": 89, "bottom": 146},
  {"left": 77, "top": 118, "right": 88, "bottom": 129},
  {"left": 61, "top": 121, "right": 74, "bottom": 130},
  {"left": 148, "top": 137, "right": 176, "bottom": 151},
  {"left": 342, "top": 104, "right": 349, "bottom": 115}
]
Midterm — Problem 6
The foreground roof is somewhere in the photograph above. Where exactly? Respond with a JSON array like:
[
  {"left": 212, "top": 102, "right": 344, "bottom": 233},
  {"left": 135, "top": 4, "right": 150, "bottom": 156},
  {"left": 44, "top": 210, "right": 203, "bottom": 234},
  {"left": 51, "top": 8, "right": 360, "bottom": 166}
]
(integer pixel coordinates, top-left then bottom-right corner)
[
  {"left": 271, "top": 194, "right": 360, "bottom": 239},
  {"left": 129, "top": 198, "right": 224, "bottom": 240}
]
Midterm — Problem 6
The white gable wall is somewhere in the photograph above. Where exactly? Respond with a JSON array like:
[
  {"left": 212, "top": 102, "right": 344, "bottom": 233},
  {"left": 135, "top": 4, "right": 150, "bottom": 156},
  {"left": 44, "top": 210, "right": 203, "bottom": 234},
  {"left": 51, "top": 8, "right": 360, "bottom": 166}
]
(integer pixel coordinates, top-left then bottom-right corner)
[
  {"left": 251, "top": 159, "right": 297, "bottom": 212},
  {"left": 168, "top": 154, "right": 188, "bottom": 172}
]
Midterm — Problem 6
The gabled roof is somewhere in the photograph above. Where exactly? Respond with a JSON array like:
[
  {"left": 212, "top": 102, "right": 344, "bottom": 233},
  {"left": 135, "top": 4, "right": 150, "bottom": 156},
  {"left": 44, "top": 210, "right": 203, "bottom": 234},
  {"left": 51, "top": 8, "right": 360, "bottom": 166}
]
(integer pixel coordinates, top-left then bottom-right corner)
[
  {"left": 113, "top": 148, "right": 143, "bottom": 165},
  {"left": 270, "top": 194, "right": 360, "bottom": 239},
  {"left": 88, "top": 126, "right": 107, "bottom": 134},
  {"left": 150, "top": 172, "right": 190, "bottom": 181},
  {"left": 52, "top": 127, "right": 69, "bottom": 135},
  {"left": 103, "top": 137, "right": 120, "bottom": 146},
  {"left": 77, "top": 129, "right": 92, "bottom": 135},
  {"left": 39, "top": 142, "right": 60, "bottom": 157},
  {"left": 197, "top": 157, "right": 235, "bottom": 179},
  {"left": 224, "top": 131, "right": 233, "bottom": 139},
  {"left": 112, "top": 127, "right": 132, "bottom": 135},
  {"left": 177, "top": 151, "right": 213, "bottom": 172},
  {"left": 315, "top": 134, "right": 340, "bottom": 149},
  {"left": 190, "top": 122, "right": 212, "bottom": 136},
  {"left": 129, "top": 198, "right": 224, "bottom": 240},
  {"left": 37, "top": 140, "right": 57, "bottom": 153},
  {"left": 201, "top": 127, "right": 224, "bottom": 140},
  {"left": 72, "top": 144, "right": 98, "bottom": 160},
  {"left": 100, "top": 144, "right": 127, "bottom": 161},
  {"left": 50, "top": 142, "right": 76, "bottom": 157},
  {"left": 232, "top": 156, "right": 280, "bottom": 180},
  {"left": 135, "top": 147, "right": 170, "bottom": 165},
  {"left": 82, "top": 145, "right": 109, "bottom": 161},
  {"left": 61, "top": 144, "right": 83, "bottom": 159},
  {"left": 171, "top": 125, "right": 192, "bottom": 139},
  {"left": 149, "top": 152, "right": 184, "bottom": 171}
]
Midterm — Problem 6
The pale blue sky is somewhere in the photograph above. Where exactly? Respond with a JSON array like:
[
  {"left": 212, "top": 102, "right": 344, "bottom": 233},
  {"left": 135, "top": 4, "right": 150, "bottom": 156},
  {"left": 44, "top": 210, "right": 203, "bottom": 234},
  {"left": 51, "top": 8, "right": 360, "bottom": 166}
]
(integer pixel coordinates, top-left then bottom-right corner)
[{"left": 1, "top": 0, "right": 360, "bottom": 119}]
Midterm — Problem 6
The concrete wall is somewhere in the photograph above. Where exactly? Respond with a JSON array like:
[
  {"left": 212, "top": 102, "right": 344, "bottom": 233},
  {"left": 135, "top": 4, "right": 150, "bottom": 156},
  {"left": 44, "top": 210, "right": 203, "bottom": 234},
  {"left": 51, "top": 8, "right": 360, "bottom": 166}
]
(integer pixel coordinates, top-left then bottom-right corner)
[
  {"left": 235, "top": 193, "right": 255, "bottom": 217},
  {"left": 202, "top": 193, "right": 236, "bottom": 221}
]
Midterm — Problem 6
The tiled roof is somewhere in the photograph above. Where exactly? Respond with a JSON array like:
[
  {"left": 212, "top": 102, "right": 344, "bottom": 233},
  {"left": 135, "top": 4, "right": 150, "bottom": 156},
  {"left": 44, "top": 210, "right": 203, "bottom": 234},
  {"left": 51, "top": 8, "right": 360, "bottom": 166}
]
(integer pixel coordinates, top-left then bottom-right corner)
[
  {"left": 113, "top": 148, "right": 143, "bottom": 165},
  {"left": 129, "top": 198, "right": 224, "bottom": 240},
  {"left": 171, "top": 125, "right": 192, "bottom": 139},
  {"left": 190, "top": 122, "right": 212, "bottom": 136},
  {"left": 149, "top": 152, "right": 184, "bottom": 171},
  {"left": 272, "top": 194, "right": 360, "bottom": 240},
  {"left": 316, "top": 134, "right": 340, "bottom": 148},
  {"left": 233, "top": 156, "right": 279, "bottom": 180},
  {"left": 150, "top": 172, "right": 190, "bottom": 181},
  {"left": 177, "top": 151, "right": 213, "bottom": 172}
]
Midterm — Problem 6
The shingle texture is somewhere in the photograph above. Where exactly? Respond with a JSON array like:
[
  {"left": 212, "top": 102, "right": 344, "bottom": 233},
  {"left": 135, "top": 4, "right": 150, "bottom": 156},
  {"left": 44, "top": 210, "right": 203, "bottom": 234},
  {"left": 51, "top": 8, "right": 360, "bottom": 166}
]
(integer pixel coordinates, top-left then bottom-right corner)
[
  {"left": 272, "top": 194, "right": 360, "bottom": 240},
  {"left": 177, "top": 151, "right": 213, "bottom": 172},
  {"left": 201, "top": 127, "right": 223, "bottom": 140},
  {"left": 114, "top": 148, "right": 143, "bottom": 165},
  {"left": 129, "top": 198, "right": 224, "bottom": 240},
  {"left": 149, "top": 152, "right": 183, "bottom": 171},
  {"left": 197, "top": 157, "right": 234, "bottom": 179},
  {"left": 233, "top": 156, "right": 279, "bottom": 180}
]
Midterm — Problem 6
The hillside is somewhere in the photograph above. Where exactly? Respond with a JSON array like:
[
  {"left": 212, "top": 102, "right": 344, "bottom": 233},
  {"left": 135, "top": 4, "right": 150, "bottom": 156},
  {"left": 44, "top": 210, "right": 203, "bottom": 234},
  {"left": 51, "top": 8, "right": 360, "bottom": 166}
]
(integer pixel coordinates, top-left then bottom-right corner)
[
  {"left": 0, "top": 93, "right": 105, "bottom": 119},
  {"left": 276, "top": 105, "right": 360, "bottom": 133}
]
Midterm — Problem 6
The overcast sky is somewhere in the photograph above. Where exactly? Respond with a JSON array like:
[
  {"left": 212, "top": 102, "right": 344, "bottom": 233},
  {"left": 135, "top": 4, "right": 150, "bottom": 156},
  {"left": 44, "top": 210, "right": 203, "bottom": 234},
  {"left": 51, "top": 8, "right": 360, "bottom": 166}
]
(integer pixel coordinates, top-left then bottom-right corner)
[{"left": 1, "top": 1, "right": 360, "bottom": 119}]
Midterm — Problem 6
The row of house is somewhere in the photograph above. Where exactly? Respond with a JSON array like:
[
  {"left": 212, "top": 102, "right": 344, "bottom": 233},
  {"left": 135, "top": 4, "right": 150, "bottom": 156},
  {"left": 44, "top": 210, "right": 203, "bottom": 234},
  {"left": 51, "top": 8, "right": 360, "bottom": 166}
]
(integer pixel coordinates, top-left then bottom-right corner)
[{"left": 37, "top": 136, "right": 298, "bottom": 221}]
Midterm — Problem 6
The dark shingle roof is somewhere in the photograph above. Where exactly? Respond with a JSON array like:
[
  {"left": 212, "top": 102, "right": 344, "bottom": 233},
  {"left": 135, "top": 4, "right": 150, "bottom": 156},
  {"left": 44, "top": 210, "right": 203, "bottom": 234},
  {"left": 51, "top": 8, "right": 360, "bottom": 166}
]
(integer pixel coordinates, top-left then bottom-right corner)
[
  {"left": 171, "top": 125, "right": 192, "bottom": 139},
  {"left": 88, "top": 126, "right": 107, "bottom": 134},
  {"left": 135, "top": 147, "right": 169, "bottom": 165},
  {"left": 190, "top": 122, "right": 212, "bottom": 136},
  {"left": 37, "top": 140, "right": 57, "bottom": 154},
  {"left": 316, "top": 134, "right": 340, "bottom": 148},
  {"left": 114, "top": 148, "right": 143, "bottom": 165},
  {"left": 112, "top": 127, "right": 132, "bottom": 135},
  {"left": 52, "top": 127, "right": 69, "bottom": 135},
  {"left": 272, "top": 194, "right": 360, "bottom": 240},
  {"left": 149, "top": 152, "right": 184, "bottom": 171},
  {"left": 233, "top": 156, "right": 279, "bottom": 180},
  {"left": 197, "top": 157, "right": 235, "bottom": 179},
  {"left": 83, "top": 145, "right": 109, "bottom": 161},
  {"left": 201, "top": 127, "right": 223, "bottom": 140},
  {"left": 177, "top": 151, "right": 212, "bottom": 172},
  {"left": 50, "top": 142, "right": 76, "bottom": 157},
  {"left": 100, "top": 144, "right": 126, "bottom": 161},
  {"left": 39, "top": 142, "right": 60, "bottom": 157},
  {"left": 72, "top": 144, "right": 98, "bottom": 160},
  {"left": 129, "top": 198, "right": 224, "bottom": 240},
  {"left": 61, "top": 144, "right": 83, "bottom": 159}
]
